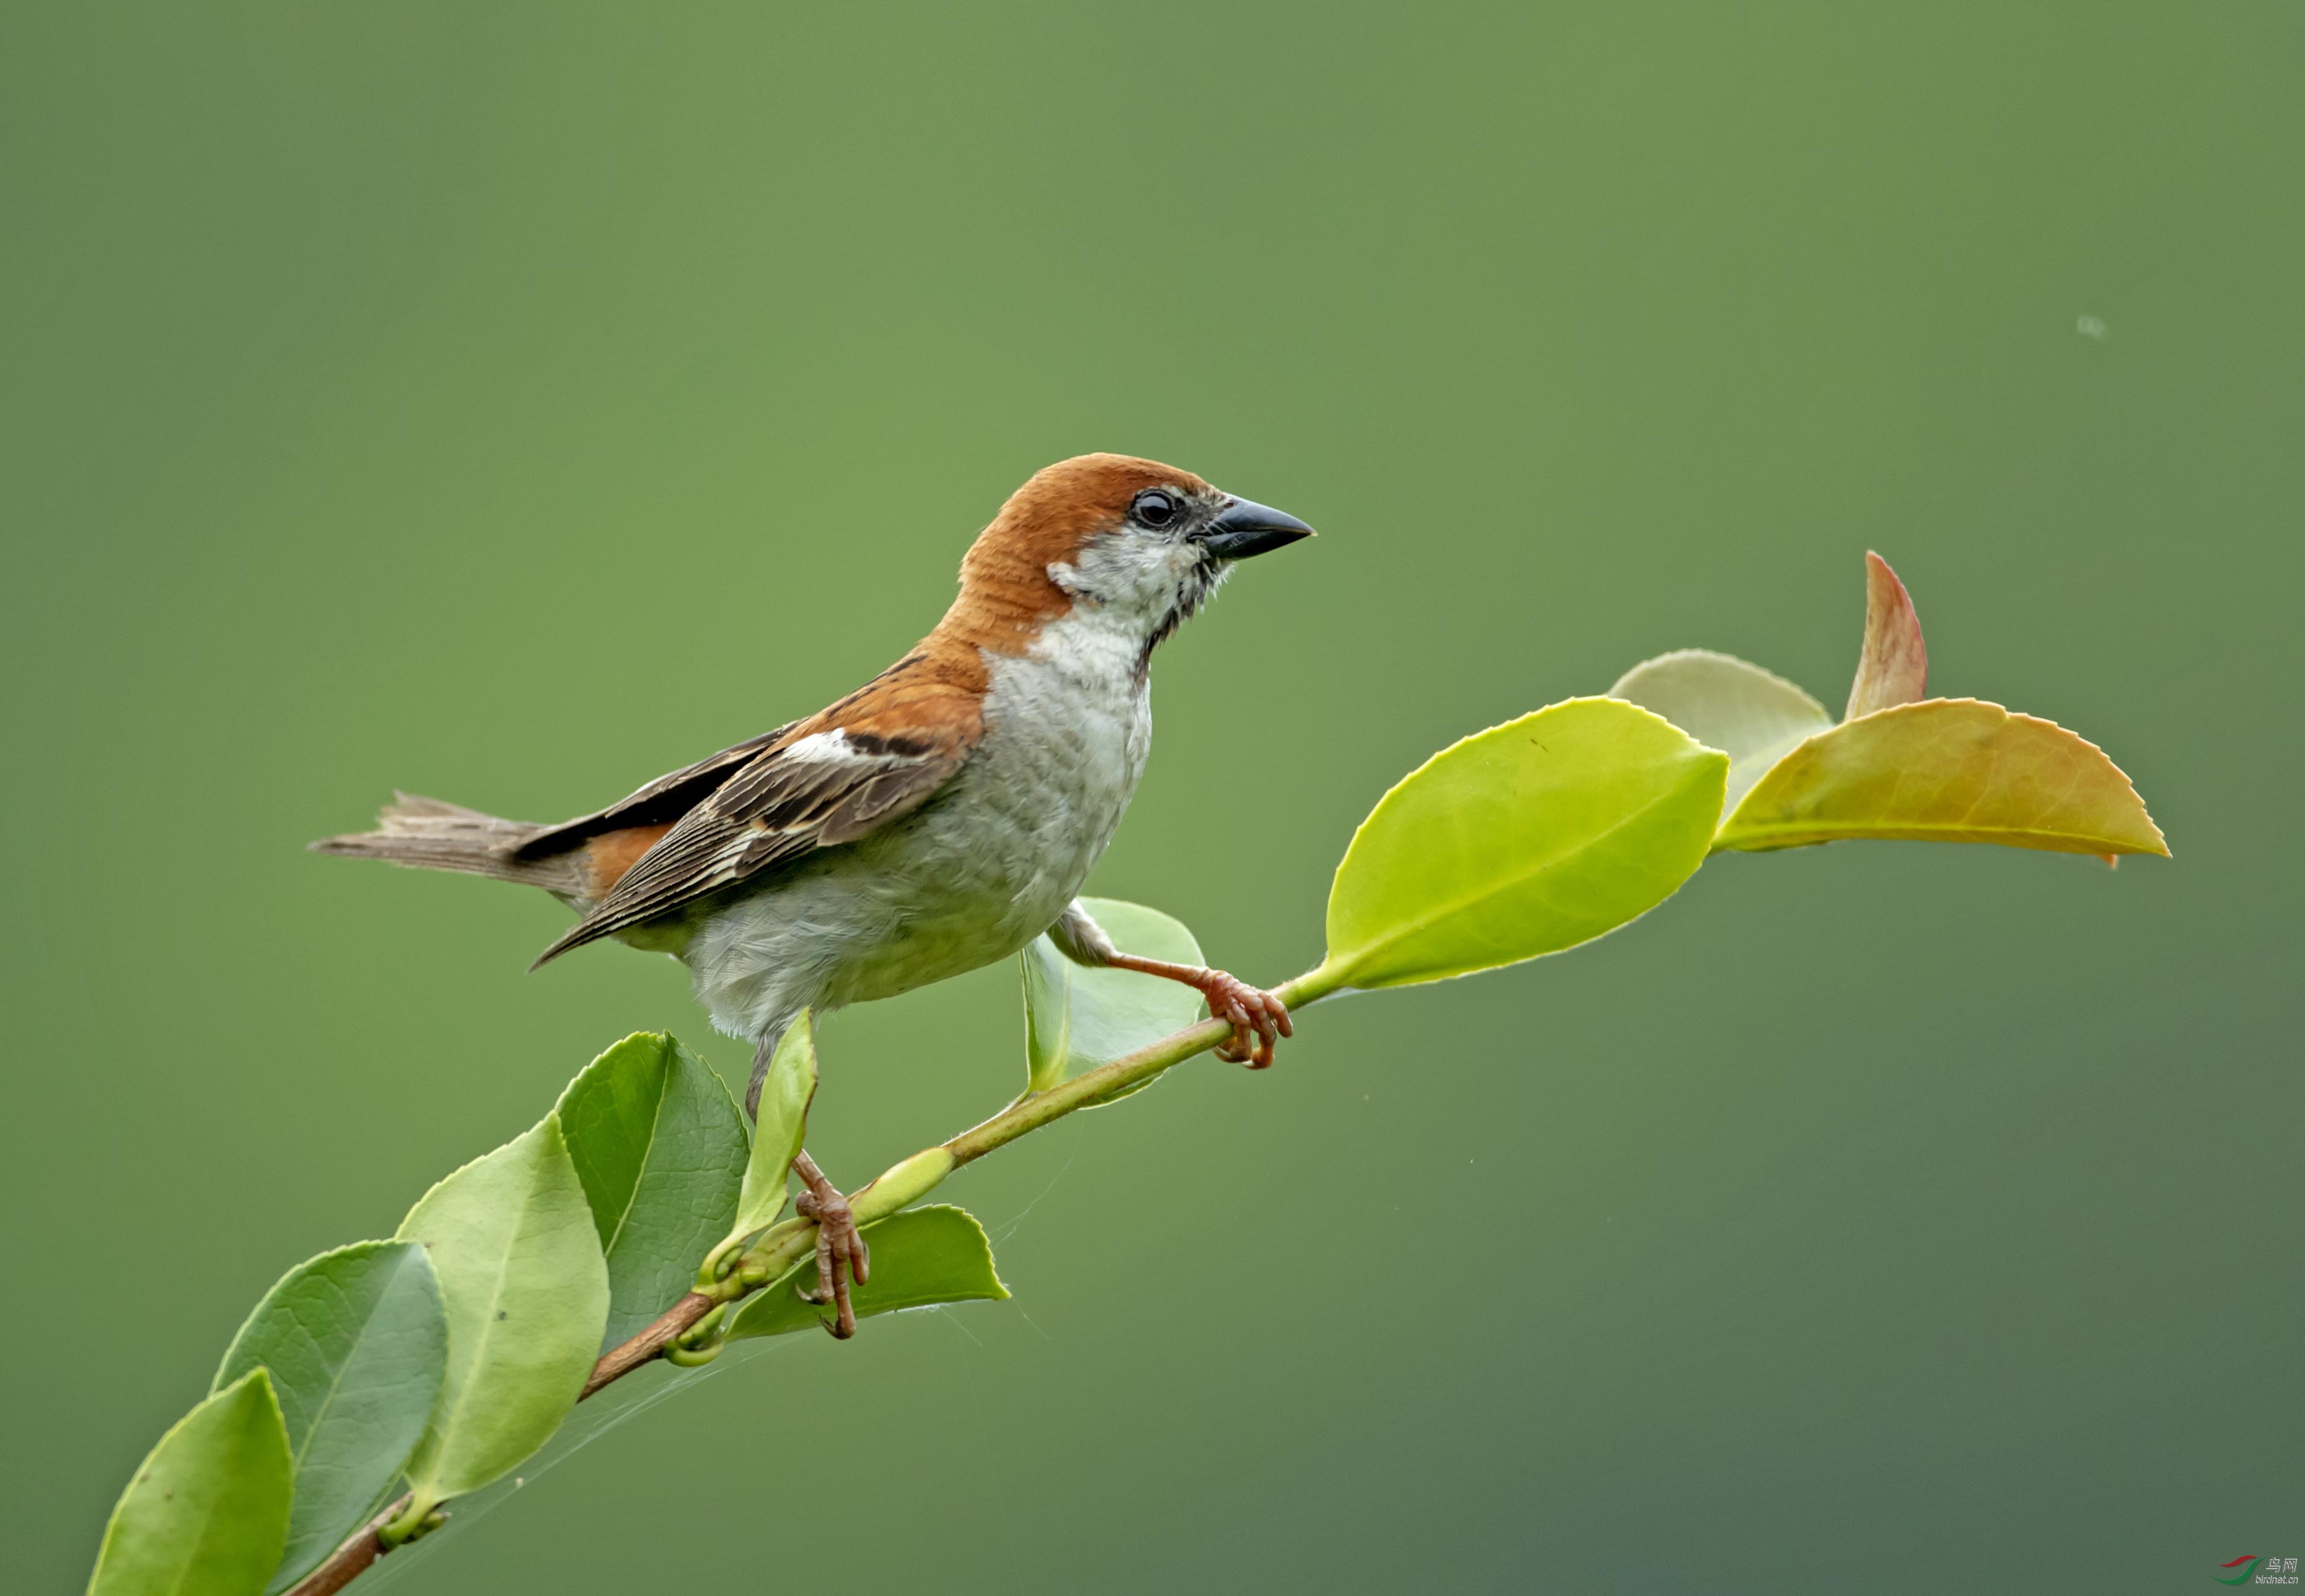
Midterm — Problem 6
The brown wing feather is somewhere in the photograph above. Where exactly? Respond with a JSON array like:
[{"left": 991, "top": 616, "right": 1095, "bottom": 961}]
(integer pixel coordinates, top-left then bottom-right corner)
[
  {"left": 529, "top": 656, "right": 985, "bottom": 967},
  {"left": 511, "top": 722, "right": 801, "bottom": 862}
]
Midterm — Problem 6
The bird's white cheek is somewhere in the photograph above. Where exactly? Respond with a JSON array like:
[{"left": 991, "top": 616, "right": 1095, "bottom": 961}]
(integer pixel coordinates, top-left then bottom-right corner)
[{"left": 1049, "top": 534, "right": 1204, "bottom": 626}]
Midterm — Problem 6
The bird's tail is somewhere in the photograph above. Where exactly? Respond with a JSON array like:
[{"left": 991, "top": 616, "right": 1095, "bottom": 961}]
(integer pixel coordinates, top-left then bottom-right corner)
[{"left": 310, "top": 792, "right": 586, "bottom": 896}]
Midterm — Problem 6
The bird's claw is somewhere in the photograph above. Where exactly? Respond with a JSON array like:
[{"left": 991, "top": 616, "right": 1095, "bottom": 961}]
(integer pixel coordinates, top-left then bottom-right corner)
[
  {"left": 793, "top": 1174, "right": 870, "bottom": 1337},
  {"left": 1198, "top": 970, "right": 1293, "bottom": 1069}
]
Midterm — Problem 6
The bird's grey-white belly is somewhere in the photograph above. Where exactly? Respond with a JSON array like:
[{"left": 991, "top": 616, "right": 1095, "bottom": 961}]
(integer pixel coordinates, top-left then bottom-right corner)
[{"left": 682, "top": 640, "right": 1151, "bottom": 1041}]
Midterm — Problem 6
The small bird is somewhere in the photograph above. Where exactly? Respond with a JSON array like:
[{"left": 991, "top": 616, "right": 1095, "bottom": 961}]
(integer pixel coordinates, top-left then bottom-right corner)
[{"left": 315, "top": 454, "right": 1313, "bottom": 1332}]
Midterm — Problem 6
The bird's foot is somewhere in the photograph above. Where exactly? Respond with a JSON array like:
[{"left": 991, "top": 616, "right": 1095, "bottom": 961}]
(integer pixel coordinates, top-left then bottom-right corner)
[
  {"left": 1099, "top": 952, "right": 1293, "bottom": 1068},
  {"left": 791, "top": 1152, "right": 871, "bottom": 1337},
  {"left": 1198, "top": 968, "right": 1291, "bottom": 1067}
]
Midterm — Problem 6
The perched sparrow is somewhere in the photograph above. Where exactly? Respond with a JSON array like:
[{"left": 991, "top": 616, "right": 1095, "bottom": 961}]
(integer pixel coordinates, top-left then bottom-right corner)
[{"left": 315, "top": 454, "right": 1313, "bottom": 1332}]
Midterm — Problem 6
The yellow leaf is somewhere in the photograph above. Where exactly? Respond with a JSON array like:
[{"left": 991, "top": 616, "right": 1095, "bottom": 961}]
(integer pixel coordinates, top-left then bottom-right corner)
[{"left": 1715, "top": 698, "right": 2167, "bottom": 857}]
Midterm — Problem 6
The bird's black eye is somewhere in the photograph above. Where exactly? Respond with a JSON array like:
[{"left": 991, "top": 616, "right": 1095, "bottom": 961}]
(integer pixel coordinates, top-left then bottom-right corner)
[{"left": 1133, "top": 488, "right": 1179, "bottom": 528}]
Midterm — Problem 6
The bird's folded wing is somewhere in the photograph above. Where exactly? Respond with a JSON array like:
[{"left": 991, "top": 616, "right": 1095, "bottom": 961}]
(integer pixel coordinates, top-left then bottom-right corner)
[
  {"left": 530, "top": 700, "right": 980, "bottom": 967},
  {"left": 512, "top": 722, "right": 802, "bottom": 862}
]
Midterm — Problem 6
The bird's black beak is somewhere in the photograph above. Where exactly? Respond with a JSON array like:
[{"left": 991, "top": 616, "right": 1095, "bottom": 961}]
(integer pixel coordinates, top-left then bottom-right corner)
[{"left": 1201, "top": 495, "right": 1316, "bottom": 560}]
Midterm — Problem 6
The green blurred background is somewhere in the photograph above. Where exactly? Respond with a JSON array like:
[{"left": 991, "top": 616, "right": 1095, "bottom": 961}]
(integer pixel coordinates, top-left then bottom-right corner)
[{"left": 5, "top": 4, "right": 2298, "bottom": 1591}]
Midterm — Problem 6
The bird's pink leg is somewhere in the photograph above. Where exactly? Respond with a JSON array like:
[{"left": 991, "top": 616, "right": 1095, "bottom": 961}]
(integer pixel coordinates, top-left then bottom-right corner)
[
  {"left": 791, "top": 1150, "right": 871, "bottom": 1337},
  {"left": 1099, "top": 954, "right": 1293, "bottom": 1068}
]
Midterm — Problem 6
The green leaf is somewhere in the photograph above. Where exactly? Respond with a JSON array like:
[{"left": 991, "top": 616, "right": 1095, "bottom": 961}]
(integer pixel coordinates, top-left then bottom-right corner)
[
  {"left": 1608, "top": 649, "right": 1835, "bottom": 812},
  {"left": 724, "top": 1206, "right": 1008, "bottom": 1341},
  {"left": 1715, "top": 698, "right": 2169, "bottom": 857},
  {"left": 726, "top": 1010, "right": 815, "bottom": 1247},
  {"left": 556, "top": 1032, "right": 746, "bottom": 1352},
  {"left": 393, "top": 1113, "right": 608, "bottom": 1512},
  {"left": 1322, "top": 698, "right": 1728, "bottom": 989},
  {"left": 1021, "top": 897, "right": 1205, "bottom": 1105},
  {"left": 1843, "top": 551, "right": 1929, "bottom": 720},
  {"left": 212, "top": 1240, "right": 446, "bottom": 1594},
  {"left": 87, "top": 1369, "right": 292, "bottom": 1596}
]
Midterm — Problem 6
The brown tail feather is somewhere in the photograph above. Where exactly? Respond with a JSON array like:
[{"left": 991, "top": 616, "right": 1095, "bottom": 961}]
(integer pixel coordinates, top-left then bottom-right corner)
[{"left": 310, "top": 792, "right": 587, "bottom": 897}]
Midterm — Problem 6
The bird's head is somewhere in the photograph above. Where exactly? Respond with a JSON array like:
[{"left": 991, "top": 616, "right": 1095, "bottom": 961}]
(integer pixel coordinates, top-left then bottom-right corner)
[{"left": 954, "top": 454, "right": 1315, "bottom": 661}]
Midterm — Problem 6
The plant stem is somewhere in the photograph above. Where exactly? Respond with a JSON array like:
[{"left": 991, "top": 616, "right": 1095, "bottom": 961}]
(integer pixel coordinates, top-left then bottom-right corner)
[
  {"left": 952, "top": 963, "right": 1341, "bottom": 1166},
  {"left": 284, "top": 960, "right": 1345, "bottom": 1596},
  {"left": 283, "top": 1499, "right": 403, "bottom": 1596},
  {"left": 583, "top": 1291, "right": 720, "bottom": 1396}
]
